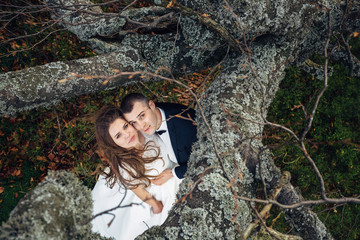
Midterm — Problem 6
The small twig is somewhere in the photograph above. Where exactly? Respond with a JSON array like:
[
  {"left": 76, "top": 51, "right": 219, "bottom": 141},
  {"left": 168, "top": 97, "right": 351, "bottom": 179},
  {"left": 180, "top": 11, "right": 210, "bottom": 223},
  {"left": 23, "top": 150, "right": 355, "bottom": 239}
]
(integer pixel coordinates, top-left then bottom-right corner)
[
  {"left": 49, "top": 109, "right": 62, "bottom": 153},
  {"left": 300, "top": 13, "right": 331, "bottom": 143},
  {"left": 120, "top": 0, "right": 139, "bottom": 13},
  {"left": 167, "top": 12, "right": 181, "bottom": 58},
  {"left": 341, "top": 33, "right": 354, "bottom": 76},
  {"left": 237, "top": 195, "right": 360, "bottom": 209},
  {"left": 298, "top": 10, "right": 331, "bottom": 201},
  {"left": 137, "top": 81, "right": 165, "bottom": 102}
]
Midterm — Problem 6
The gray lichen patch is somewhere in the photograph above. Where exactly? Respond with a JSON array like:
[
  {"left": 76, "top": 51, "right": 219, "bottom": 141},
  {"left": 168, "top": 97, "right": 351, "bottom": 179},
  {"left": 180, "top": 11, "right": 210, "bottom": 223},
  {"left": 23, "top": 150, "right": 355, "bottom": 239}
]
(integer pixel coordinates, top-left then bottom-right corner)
[
  {"left": 255, "top": 150, "right": 281, "bottom": 184},
  {"left": 279, "top": 184, "right": 333, "bottom": 240},
  {"left": 88, "top": 38, "right": 123, "bottom": 54},
  {"left": 135, "top": 225, "right": 166, "bottom": 240},
  {"left": 45, "top": 0, "right": 126, "bottom": 41},
  {"left": 178, "top": 0, "right": 316, "bottom": 44},
  {"left": 163, "top": 226, "right": 180, "bottom": 239},
  {"left": 121, "top": 6, "right": 170, "bottom": 21},
  {"left": 178, "top": 206, "right": 224, "bottom": 239},
  {"left": 0, "top": 170, "right": 109, "bottom": 240},
  {"left": 198, "top": 172, "right": 252, "bottom": 229},
  {"left": 115, "top": 34, "right": 180, "bottom": 73},
  {"left": 181, "top": 17, "right": 223, "bottom": 50},
  {"left": 8, "top": 62, "right": 69, "bottom": 102}
]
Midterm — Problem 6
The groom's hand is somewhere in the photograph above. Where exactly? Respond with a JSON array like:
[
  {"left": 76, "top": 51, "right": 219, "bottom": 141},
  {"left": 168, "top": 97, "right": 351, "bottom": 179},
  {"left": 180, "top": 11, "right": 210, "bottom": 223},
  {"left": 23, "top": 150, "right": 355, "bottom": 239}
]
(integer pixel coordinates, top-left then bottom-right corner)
[{"left": 152, "top": 169, "right": 173, "bottom": 185}]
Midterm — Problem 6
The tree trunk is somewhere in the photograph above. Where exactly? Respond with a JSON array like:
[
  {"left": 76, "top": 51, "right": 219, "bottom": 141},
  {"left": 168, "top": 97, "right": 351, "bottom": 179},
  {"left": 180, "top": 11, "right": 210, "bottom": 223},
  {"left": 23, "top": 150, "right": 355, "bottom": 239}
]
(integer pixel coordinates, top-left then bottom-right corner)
[{"left": 1, "top": 0, "right": 359, "bottom": 239}]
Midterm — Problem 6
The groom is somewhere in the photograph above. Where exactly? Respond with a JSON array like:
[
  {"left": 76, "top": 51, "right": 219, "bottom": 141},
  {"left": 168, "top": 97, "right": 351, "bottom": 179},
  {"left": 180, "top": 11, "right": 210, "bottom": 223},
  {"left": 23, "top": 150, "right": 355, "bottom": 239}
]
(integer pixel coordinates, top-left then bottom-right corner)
[{"left": 120, "top": 93, "right": 197, "bottom": 185}]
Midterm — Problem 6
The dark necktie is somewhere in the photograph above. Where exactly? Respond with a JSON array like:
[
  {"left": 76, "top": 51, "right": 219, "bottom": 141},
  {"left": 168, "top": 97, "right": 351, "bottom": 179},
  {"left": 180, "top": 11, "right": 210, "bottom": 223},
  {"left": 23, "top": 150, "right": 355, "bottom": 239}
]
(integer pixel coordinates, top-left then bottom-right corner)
[{"left": 156, "top": 130, "right": 166, "bottom": 135}]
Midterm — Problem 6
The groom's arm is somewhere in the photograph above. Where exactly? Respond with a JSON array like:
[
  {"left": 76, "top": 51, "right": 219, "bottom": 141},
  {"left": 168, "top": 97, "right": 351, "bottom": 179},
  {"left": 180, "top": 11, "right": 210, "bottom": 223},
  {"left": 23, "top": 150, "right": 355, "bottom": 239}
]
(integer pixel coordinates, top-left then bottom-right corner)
[
  {"left": 172, "top": 117, "right": 197, "bottom": 179},
  {"left": 174, "top": 164, "right": 187, "bottom": 179},
  {"left": 151, "top": 169, "right": 174, "bottom": 185}
]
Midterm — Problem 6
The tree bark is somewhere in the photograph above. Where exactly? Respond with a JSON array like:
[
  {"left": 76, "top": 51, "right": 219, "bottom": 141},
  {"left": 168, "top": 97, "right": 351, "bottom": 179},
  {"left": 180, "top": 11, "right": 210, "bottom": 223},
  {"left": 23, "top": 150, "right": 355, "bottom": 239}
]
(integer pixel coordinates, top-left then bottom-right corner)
[{"left": 1, "top": 0, "right": 359, "bottom": 239}]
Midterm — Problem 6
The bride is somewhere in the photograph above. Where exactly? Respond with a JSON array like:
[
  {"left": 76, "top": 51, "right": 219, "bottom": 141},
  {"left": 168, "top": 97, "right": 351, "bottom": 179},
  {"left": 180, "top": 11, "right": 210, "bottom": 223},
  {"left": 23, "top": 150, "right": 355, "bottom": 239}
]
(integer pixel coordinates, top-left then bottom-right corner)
[{"left": 91, "top": 106, "right": 181, "bottom": 240}]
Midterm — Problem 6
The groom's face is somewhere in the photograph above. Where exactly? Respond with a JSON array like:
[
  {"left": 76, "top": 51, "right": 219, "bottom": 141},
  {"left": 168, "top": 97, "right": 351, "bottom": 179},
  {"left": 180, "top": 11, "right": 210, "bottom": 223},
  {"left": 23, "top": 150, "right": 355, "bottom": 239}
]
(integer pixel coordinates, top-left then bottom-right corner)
[{"left": 123, "top": 100, "right": 159, "bottom": 136}]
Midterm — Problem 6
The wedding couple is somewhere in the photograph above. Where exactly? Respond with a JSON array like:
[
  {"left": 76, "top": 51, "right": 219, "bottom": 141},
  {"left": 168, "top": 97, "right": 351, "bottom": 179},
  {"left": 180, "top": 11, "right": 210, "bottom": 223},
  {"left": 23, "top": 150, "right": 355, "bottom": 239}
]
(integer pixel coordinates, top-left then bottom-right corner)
[{"left": 91, "top": 93, "right": 197, "bottom": 240}]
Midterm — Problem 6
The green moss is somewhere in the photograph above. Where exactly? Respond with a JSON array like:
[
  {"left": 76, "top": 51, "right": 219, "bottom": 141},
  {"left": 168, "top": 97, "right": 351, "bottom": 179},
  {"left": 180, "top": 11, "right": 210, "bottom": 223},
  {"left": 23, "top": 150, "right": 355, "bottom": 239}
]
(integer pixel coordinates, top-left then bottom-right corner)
[{"left": 264, "top": 64, "right": 360, "bottom": 239}]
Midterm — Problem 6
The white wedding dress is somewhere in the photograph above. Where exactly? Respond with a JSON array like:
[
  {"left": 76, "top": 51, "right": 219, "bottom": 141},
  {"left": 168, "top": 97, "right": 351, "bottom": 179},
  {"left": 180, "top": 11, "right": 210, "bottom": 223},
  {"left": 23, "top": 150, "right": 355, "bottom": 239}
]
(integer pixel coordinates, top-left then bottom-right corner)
[{"left": 91, "top": 134, "right": 182, "bottom": 240}]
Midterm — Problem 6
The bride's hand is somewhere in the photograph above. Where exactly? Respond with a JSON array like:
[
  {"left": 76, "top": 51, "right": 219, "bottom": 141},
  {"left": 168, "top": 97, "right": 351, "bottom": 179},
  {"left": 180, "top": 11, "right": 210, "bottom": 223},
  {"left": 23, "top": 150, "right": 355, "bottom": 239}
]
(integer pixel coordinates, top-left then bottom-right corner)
[
  {"left": 151, "top": 199, "right": 163, "bottom": 214},
  {"left": 132, "top": 187, "right": 163, "bottom": 214}
]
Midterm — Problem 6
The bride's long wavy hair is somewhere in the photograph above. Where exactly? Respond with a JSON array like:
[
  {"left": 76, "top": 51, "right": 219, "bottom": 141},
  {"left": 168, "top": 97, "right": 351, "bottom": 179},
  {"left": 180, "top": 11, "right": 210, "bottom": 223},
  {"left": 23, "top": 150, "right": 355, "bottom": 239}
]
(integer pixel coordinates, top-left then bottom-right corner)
[{"left": 95, "top": 105, "right": 160, "bottom": 189}]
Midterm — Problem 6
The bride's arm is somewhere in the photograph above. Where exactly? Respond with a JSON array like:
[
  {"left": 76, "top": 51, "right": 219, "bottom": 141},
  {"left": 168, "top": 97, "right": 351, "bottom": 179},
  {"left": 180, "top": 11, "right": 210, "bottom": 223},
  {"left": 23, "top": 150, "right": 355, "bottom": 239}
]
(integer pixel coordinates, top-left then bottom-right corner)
[{"left": 131, "top": 186, "right": 163, "bottom": 214}]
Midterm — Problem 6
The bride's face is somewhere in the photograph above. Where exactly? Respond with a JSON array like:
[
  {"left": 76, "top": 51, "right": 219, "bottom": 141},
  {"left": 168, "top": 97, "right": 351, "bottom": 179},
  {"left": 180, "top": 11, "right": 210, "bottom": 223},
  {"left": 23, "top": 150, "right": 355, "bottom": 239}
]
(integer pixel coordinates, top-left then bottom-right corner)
[{"left": 108, "top": 117, "right": 142, "bottom": 149}]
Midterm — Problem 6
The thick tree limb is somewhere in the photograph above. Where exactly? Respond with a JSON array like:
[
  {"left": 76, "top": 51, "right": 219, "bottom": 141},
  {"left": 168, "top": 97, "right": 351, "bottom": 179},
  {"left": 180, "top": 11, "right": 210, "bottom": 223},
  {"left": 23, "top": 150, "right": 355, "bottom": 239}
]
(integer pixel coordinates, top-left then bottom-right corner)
[
  {"left": 0, "top": 30, "right": 227, "bottom": 117},
  {"left": 0, "top": 52, "right": 130, "bottom": 117},
  {"left": 1, "top": 0, "right": 359, "bottom": 239}
]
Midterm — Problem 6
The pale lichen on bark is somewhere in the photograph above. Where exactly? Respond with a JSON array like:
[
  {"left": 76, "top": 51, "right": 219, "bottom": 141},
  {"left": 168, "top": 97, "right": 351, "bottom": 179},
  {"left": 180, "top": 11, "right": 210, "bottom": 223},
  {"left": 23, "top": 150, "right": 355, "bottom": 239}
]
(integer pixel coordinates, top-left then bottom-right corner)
[
  {"left": 0, "top": 171, "right": 109, "bottom": 240},
  {"left": 0, "top": 52, "right": 132, "bottom": 116},
  {"left": 2, "top": 0, "right": 359, "bottom": 239},
  {"left": 46, "top": 0, "right": 126, "bottom": 42}
]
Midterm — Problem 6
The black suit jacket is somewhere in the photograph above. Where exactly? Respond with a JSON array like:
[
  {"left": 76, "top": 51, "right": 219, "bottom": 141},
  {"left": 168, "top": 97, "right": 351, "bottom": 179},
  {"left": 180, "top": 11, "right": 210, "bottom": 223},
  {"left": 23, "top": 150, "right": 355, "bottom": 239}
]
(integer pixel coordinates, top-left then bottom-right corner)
[{"left": 156, "top": 102, "right": 197, "bottom": 179}]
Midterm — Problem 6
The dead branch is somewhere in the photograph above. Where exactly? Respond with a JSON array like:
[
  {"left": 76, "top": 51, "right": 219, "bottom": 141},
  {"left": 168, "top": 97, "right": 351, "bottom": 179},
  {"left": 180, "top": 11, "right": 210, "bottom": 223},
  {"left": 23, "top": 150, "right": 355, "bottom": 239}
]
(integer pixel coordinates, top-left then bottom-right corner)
[{"left": 242, "top": 171, "right": 292, "bottom": 239}]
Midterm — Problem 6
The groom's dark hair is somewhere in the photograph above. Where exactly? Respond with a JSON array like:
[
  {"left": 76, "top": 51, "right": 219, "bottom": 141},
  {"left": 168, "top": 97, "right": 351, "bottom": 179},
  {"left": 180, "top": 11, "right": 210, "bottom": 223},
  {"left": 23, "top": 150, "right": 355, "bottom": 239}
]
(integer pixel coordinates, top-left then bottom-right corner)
[{"left": 120, "top": 93, "right": 149, "bottom": 113}]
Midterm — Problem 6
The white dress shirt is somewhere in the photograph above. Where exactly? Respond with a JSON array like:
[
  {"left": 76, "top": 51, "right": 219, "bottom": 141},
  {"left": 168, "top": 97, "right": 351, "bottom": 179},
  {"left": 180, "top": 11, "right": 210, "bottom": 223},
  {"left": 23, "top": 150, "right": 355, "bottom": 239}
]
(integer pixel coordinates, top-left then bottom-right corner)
[{"left": 157, "top": 107, "right": 179, "bottom": 179}]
